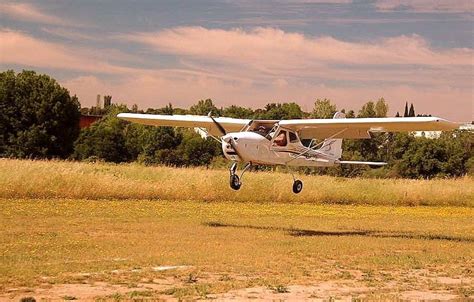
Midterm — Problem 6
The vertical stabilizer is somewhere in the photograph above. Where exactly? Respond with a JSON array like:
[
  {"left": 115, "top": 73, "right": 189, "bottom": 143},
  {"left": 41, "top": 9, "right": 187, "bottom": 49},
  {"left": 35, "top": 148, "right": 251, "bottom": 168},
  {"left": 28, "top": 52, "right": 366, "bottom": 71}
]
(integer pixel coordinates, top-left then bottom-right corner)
[{"left": 318, "top": 112, "right": 345, "bottom": 159}]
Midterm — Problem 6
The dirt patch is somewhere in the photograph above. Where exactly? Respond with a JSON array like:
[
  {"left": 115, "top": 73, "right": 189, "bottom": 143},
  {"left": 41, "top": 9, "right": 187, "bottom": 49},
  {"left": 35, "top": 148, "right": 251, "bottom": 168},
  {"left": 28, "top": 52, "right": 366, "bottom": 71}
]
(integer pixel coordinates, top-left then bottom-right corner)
[
  {"left": 399, "top": 290, "right": 460, "bottom": 301},
  {"left": 2, "top": 280, "right": 471, "bottom": 301},
  {"left": 2, "top": 282, "right": 146, "bottom": 301},
  {"left": 208, "top": 283, "right": 372, "bottom": 300},
  {"left": 2, "top": 267, "right": 472, "bottom": 301}
]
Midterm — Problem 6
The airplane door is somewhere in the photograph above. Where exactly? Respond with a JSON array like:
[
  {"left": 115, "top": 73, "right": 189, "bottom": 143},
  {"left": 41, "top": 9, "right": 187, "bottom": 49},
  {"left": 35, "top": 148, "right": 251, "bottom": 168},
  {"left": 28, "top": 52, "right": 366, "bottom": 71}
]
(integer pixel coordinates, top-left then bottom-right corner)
[{"left": 270, "top": 129, "right": 290, "bottom": 157}]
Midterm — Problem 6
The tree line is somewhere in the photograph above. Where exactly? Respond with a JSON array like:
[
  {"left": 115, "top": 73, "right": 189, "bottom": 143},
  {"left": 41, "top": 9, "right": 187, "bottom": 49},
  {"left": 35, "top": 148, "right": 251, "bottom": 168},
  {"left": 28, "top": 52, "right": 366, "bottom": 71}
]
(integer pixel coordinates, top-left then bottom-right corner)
[{"left": 1, "top": 70, "right": 472, "bottom": 178}]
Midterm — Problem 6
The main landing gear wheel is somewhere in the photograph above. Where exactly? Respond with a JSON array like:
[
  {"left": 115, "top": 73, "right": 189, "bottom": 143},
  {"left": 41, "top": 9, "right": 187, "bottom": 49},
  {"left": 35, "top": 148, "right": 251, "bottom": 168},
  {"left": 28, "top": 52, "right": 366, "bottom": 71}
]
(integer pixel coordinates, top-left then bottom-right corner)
[
  {"left": 292, "top": 180, "right": 303, "bottom": 194},
  {"left": 230, "top": 174, "right": 241, "bottom": 190}
]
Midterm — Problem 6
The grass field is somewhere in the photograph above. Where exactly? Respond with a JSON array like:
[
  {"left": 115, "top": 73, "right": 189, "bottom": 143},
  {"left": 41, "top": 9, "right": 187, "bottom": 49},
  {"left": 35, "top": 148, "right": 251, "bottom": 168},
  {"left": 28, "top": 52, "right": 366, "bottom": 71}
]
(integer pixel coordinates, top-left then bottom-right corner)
[
  {"left": 0, "top": 159, "right": 473, "bottom": 300},
  {"left": 1, "top": 159, "right": 473, "bottom": 206}
]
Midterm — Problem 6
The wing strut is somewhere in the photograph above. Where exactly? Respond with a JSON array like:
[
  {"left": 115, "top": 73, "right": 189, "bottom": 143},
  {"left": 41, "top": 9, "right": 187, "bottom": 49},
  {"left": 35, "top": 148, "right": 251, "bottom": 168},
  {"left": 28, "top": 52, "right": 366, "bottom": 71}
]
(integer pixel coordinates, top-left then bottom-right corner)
[{"left": 196, "top": 127, "right": 222, "bottom": 143}]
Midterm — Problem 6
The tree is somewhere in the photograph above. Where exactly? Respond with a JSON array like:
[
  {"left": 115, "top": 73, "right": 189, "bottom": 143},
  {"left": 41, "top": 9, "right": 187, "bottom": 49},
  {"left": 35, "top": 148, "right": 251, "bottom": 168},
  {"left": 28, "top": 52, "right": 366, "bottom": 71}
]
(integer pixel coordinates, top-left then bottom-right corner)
[
  {"left": 145, "top": 103, "right": 174, "bottom": 115},
  {"left": 161, "top": 103, "right": 174, "bottom": 115},
  {"left": 189, "top": 99, "right": 219, "bottom": 116},
  {"left": 177, "top": 130, "right": 221, "bottom": 167},
  {"left": 375, "top": 98, "right": 389, "bottom": 117},
  {"left": 0, "top": 70, "right": 80, "bottom": 159},
  {"left": 388, "top": 130, "right": 473, "bottom": 178},
  {"left": 396, "top": 137, "right": 447, "bottom": 178},
  {"left": 346, "top": 110, "right": 355, "bottom": 118},
  {"left": 409, "top": 103, "right": 416, "bottom": 117},
  {"left": 253, "top": 102, "right": 303, "bottom": 120},
  {"left": 281, "top": 103, "right": 304, "bottom": 119},
  {"left": 73, "top": 105, "right": 131, "bottom": 163},
  {"left": 358, "top": 101, "right": 376, "bottom": 118},
  {"left": 222, "top": 105, "right": 254, "bottom": 119},
  {"left": 311, "top": 98, "right": 336, "bottom": 119},
  {"left": 403, "top": 102, "right": 409, "bottom": 117},
  {"left": 125, "top": 123, "right": 182, "bottom": 165}
]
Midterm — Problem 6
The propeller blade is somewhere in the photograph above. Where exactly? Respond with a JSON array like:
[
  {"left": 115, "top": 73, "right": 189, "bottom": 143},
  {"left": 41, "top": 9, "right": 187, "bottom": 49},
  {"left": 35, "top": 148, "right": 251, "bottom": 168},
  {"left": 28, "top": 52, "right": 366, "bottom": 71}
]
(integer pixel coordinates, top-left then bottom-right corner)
[{"left": 208, "top": 111, "right": 227, "bottom": 136}]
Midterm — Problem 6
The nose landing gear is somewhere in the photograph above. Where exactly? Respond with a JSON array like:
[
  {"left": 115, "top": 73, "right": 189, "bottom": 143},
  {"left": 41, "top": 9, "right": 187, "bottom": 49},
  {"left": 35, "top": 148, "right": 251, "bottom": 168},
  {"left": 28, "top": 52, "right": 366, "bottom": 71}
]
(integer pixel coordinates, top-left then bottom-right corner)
[
  {"left": 229, "top": 162, "right": 252, "bottom": 190},
  {"left": 230, "top": 174, "right": 241, "bottom": 190}
]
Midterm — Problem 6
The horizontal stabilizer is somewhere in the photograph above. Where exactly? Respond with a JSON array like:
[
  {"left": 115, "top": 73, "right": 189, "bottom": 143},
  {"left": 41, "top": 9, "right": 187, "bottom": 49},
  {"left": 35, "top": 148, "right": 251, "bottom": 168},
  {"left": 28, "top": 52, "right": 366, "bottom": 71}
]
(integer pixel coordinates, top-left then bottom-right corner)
[{"left": 338, "top": 161, "right": 387, "bottom": 166}]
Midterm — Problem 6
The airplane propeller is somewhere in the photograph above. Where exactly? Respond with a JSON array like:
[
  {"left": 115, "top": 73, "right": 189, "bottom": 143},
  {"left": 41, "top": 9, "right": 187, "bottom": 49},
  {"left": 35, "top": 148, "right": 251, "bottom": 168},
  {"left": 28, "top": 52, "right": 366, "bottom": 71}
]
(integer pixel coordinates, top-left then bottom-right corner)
[
  {"left": 208, "top": 111, "right": 227, "bottom": 136},
  {"left": 207, "top": 112, "right": 243, "bottom": 160}
]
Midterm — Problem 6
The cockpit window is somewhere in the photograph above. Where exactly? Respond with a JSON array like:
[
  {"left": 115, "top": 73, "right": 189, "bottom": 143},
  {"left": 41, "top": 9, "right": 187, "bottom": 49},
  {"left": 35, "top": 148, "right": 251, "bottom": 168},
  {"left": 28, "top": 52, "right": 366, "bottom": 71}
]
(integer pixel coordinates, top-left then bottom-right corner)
[
  {"left": 272, "top": 130, "right": 288, "bottom": 147},
  {"left": 289, "top": 131, "right": 299, "bottom": 143},
  {"left": 255, "top": 126, "right": 268, "bottom": 136}
]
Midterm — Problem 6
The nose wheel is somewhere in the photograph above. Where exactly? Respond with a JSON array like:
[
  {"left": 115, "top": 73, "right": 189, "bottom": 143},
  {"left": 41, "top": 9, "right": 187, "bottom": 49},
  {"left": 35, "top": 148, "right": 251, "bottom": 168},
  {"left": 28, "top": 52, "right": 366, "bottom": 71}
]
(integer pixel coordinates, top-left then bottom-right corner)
[
  {"left": 230, "top": 174, "right": 241, "bottom": 190},
  {"left": 229, "top": 162, "right": 252, "bottom": 191},
  {"left": 292, "top": 180, "right": 303, "bottom": 194}
]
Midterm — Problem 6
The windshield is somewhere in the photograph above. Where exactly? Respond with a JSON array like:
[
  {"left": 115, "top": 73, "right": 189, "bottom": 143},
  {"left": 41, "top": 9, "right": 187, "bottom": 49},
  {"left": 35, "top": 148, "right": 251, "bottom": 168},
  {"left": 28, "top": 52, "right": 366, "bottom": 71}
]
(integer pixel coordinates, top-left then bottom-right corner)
[{"left": 253, "top": 126, "right": 270, "bottom": 136}]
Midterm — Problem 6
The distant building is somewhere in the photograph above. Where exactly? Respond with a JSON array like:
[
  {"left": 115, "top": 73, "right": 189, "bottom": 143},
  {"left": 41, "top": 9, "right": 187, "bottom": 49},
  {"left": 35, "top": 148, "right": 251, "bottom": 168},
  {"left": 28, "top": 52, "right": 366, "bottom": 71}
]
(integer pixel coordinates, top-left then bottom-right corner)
[
  {"left": 104, "top": 95, "right": 112, "bottom": 107},
  {"left": 413, "top": 130, "right": 442, "bottom": 139},
  {"left": 413, "top": 123, "right": 473, "bottom": 139},
  {"left": 79, "top": 114, "right": 101, "bottom": 128}
]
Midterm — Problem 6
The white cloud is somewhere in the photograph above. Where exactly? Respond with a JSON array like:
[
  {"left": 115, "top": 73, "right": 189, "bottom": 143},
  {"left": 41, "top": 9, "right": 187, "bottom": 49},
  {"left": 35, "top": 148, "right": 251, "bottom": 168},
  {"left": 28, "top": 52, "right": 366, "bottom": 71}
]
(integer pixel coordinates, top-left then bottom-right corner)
[
  {"left": 375, "top": 0, "right": 474, "bottom": 13},
  {"left": 0, "top": 29, "right": 137, "bottom": 74},
  {"left": 0, "top": 3, "right": 68, "bottom": 26},
  {"left": 1, "top": 26, "right": 471, "bottom": 121},
  {"left": 121, "top": 26, "right": 472, "bottom": 88}
]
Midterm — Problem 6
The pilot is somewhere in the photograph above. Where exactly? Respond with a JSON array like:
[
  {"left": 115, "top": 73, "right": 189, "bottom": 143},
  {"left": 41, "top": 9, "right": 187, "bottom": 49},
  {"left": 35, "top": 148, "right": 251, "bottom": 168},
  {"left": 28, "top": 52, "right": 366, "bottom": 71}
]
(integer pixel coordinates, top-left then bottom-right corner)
[
  {"left": 273, "top": 131, "right": 287, "bottom": 147},
  {"left": 257, "top": 126, "right": 267, "bottom": 135}
]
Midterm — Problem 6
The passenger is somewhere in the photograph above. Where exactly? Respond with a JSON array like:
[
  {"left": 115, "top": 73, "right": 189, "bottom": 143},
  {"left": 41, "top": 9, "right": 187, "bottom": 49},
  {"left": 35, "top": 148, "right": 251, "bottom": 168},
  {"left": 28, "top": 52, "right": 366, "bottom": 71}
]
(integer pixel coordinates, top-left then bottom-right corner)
[{"left": 273, "top": 131, "right": 287, "bottom": 146}]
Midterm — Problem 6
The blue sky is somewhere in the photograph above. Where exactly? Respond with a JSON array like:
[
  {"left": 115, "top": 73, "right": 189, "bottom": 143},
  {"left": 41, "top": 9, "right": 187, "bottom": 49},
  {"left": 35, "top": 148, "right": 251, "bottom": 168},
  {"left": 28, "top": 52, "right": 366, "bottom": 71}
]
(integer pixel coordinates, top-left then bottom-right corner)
[{"left": 1, "top": 0, "right": 473, "bottom": 120}]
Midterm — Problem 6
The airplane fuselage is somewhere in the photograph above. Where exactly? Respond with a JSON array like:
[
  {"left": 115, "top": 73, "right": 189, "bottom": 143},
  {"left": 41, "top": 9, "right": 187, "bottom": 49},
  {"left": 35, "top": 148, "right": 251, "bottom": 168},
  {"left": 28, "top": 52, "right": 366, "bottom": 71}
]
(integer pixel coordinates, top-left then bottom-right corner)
[{"left": 221, "top": 132, "right": 336, "bottom": 167}]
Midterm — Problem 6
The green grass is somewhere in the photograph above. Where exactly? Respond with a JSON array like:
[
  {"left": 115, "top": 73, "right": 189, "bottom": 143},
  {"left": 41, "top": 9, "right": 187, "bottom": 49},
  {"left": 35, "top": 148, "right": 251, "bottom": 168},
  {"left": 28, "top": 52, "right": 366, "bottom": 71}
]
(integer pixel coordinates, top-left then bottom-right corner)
[
  {"left": 1, "top": 159, "right": 472, "bottom": 206},
  {"left": 0, "top": 159, "right": 473, "bottom": 299},
  {"left": 1, "top": 199, "right": 473, "bottom": 298}
]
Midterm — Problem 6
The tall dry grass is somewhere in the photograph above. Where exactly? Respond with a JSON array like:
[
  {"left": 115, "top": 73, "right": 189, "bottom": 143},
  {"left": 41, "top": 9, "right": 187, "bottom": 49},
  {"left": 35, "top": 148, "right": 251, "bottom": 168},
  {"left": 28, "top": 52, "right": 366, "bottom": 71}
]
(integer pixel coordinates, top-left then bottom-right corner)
[{"left": 0, "top": 159, "right": 472, "bottom": 206}]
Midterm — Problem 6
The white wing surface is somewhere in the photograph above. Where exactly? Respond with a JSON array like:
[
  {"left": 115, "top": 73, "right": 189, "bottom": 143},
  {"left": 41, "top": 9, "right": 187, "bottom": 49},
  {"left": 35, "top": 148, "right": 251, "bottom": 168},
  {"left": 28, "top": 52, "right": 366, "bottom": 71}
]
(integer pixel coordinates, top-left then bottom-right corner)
[
  {"left": 279, "top": 117, "right": 460, "bottom": 139},
  {"left": 117, "top": 113, "right": 251, "bottom": 136}
]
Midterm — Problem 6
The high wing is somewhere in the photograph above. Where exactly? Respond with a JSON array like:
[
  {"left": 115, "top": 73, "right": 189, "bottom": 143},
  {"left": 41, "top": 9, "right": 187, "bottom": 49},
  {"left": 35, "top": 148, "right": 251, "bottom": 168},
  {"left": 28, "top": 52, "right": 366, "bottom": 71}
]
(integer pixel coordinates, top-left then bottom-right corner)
[
  {"left": 117, "top": 113, "right": 251, "bottom": 136},
  {"left": 118, "top": 113, "right": 460, "bottom": 139},
  {"left": 279, "top": 116, "right": 460, "bottom": 139}
]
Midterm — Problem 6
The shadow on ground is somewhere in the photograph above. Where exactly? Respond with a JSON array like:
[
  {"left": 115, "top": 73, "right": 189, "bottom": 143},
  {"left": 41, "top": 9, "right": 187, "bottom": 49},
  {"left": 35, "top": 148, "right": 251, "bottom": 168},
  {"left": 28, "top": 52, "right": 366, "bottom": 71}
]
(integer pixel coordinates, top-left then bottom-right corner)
[{"left": 203, "top": 221, "right": 474, "bottom": 243}]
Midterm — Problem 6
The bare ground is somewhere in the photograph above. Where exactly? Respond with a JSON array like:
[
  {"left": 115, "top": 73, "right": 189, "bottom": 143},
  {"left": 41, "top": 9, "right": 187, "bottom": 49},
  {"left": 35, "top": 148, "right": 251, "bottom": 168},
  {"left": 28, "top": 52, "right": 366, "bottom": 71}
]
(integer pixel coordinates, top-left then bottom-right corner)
[{"left": 2, "top": 266, "right": 472, "bottom": 301}]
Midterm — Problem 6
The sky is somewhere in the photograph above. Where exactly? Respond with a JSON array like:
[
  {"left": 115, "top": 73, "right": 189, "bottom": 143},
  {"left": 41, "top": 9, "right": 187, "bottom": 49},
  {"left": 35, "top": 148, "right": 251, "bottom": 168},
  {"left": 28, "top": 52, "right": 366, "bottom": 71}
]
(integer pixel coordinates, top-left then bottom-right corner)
[{"left": 0, "top": 0, "right": 473, "bottom": 121}]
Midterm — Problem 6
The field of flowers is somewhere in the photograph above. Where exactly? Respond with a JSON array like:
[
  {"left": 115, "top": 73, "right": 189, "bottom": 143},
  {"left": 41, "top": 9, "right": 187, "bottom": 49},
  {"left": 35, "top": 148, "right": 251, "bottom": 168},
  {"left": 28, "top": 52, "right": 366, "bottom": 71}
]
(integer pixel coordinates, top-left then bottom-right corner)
[{"left": 0, "top": 159, "right": 472, "bottom": 300}]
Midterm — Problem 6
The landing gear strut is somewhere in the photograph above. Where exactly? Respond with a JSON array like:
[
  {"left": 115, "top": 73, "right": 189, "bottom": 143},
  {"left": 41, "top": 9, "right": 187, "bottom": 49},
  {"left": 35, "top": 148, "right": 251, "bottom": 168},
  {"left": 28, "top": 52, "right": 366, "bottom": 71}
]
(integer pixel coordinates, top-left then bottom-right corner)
[
  {"left": 229, "top": 163, "right": 240, "bottom": 190},
  {"left": 229, "top": 162, "right": 252, "bottom": 190},
  {"left": 287, "top": 165, "right": 303, "bottom": 194}
]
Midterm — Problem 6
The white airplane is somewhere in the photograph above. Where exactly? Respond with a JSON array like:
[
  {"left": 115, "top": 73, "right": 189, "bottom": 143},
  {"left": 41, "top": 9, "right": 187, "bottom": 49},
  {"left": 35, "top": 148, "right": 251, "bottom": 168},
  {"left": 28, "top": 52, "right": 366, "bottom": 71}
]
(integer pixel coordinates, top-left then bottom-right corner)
[{"left": 117, "top": 112, "right": 459, "bottom": 193}]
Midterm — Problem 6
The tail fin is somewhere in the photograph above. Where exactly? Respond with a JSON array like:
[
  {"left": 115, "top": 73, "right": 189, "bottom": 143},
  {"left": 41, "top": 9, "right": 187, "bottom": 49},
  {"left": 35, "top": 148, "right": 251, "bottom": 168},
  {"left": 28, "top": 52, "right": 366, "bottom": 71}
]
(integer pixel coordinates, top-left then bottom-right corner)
[{"left": 318, "top": 112, "right": 345, "bottom": 159}]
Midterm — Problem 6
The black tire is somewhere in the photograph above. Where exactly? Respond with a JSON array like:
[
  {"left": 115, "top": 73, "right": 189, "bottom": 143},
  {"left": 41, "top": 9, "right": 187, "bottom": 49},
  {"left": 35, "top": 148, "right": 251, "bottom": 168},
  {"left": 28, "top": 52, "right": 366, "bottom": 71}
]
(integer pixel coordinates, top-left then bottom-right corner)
[
  {"left": 230, "top": 174, "right": 241, "bottom": 190},
  {"left": 292, "top": 180, "right": 303, "bottom": 194},
  {"left": 369, "top": 164, "right": 383, "bottom": 169}
]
